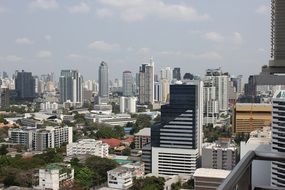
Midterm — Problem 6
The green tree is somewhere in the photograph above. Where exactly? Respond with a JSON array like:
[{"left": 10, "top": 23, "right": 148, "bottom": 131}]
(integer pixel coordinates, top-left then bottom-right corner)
[
  {"left": 131, "top": 176, "right": 165, "bottom": 190},
  {"left": 114, "top": 126, "right": 125, "bottom": 139},
  {"left": 74, "top": 167, "right": 94, "bottom": 188},
  {"left": 122, "top": 147, "right": 131, "bottom": 156},
  {"left": 0, "top": 145, "right": 8, "bottom": 155}
]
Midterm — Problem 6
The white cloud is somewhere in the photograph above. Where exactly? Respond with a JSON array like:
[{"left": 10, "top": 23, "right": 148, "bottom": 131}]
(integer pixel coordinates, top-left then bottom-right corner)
[
  {"left": 44, "top": 35, "right": 52, "bottom": 41},
  {"left": 37, "top": 50, "right": 52, "bottom": 58},
  {"left": 0, "top": 55, "right": 23, "bottom": 62},
  {"left": 68, "top": 2, "right": 90, "bottom": 14},
  {"left": 30, "top": 0, "right": 59, "bottom": 10},
  {"left": 232, "top": 32, "right": 243, "bottom": 45},
  {"left": 98, "top": 0, "right": 209, "bottom": 22},
  {"left": 88, "top": 41, "right": 120, "bottom": 51},
  {"left": 136, "top": 48, "right": 151, "bottom": 56},
  {"left": 15, "top": 38, "right": 34, "bottom": 45},
  {"left": 0, "top": 6, "right": 7, "bottom": 13},
  {"left": 96, "top": 8, "right": 113, "bottom": 18},
  {"left": 204, "top": 32, "right": 224, "bottom": 43},
  {"left": 256, "top": 5, "right": 270, "bottom": 15}
]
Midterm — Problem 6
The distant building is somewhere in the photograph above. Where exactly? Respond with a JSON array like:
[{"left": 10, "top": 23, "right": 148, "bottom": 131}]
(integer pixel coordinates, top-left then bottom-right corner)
[
  {"left": 138, "top": 58, "right": 154, "bottom": 105},
  {"left": 38, "top": 163, "right": 74, "bottom": 190},
  {"left": 99, "top": 61, "right": 109, "bottom": 103},
  {"left": 40, "top": 102, "right": 58, "bottom": 112},
  {"left": 134, "top": 128, "right": 151, "bottom": 150},
  {"left": 194, "top": 168, "right": 230, "bottom": 190},
  {"left": 15, "top": 70, "right": 35, "bottom": 100},
  {"left": 59, "top": 70, "right": 83, "bottom": 105},
  {"left": 66, "top": 139, "right": 109, "bottom": 157},
  {"left": 120, "top": 97, "right": 137, "bottom": 114},
  {"left": 122, "top": 71, "right": 133, "bottom": 97},
  {"left": 160, "top": 67, "right": 172, "bottom": 82},
  {"left": 233, "top": 103, "right": 272, "bottom": 134},
  {"left": 9, "top": 126, "right": 72, "bottom": 151},
  {"left": 172, "top": 67, "right": 181, "bottom": 81},
  {"left": 202, "top": 138, "right": 237, "bottom": 170},
  {"left": 0, "top": 88, "right": 10, "bottom": 109},
  {"left": 203, "top": 80, "right": 219, "bottom": 124}
]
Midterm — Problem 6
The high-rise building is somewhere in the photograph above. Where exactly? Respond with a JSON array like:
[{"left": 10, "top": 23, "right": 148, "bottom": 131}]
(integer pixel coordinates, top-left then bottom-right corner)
[
  {"left": 205, "top": 68, "right": 228, "bottom": 111},
  {"left": 0, "top": 88, "right": 10, "bottom": 109},
  {"left": 98, "top": 61, "right": 109, "bottom": 103},
  {"left": 138, "top": 58, "right": 154, "bottom": 105},
  {"left": 160, "top": 67, "right": 172, "bottom": 82},
  {"left": 122, "top": 71, "right": 133, "bottom": 97},
  {"left": 150, "top": 80, "right": 203, "bottom": 176},
  {"left": 15, "top": 70, "right": 35, "bottom": 100},
  {"left": 154, "top": 80, "right": 169, "bottom": 103},
  {"left": 268, "top": 0, "right": 285, "bottom": 73},
  {"left": 172, "top": 67, "right": 181, "bottom": 81},
  {"left": 59, "top": 70, "right": 83, "bottom": 105},
  {"left": 271, "top": 90, "right": 285, "bottom": 187},
  {"left": 203, "top": 80, "right": 219, "bottom": 125}
]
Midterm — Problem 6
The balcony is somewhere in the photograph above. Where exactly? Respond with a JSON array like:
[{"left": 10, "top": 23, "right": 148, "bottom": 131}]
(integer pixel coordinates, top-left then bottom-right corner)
[{"left": 218, "top": 151, "right": 285, "bottom": 190}]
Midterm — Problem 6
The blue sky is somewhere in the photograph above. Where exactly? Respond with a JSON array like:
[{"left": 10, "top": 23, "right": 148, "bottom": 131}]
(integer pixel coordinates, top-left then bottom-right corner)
[{"left": 0, "top": 0, "right": 271, "bottom": 80}]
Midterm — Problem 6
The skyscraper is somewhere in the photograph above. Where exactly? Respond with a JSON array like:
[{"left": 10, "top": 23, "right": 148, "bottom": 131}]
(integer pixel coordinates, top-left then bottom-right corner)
[
  {"left": 172, "top": 67, "right": 181, "bottom": 81},
  {"left": 271, "top": 90, "right": 285, "bottom": 187},
  {"left": 59, "top": 70, "right": 83, "bottom": 105},
  {"left": 160, "top": 67, "right": 172, "bottom": 82},
  {"left": 15, "top": 70, "right": 35, "bottom": 100},
  {"left": 122, "top": 71, "right": 133, "bottom": 97},
  {"left": 268, "top": 0, "right": 285, "bottom": 73},
  {"left": 138, "top": 58, "right": 154, "bottom": 105},
  {"left": 151, "top": 80, "right": 203, "bottom": 176},
  {"left": 98, "top": 61, "right": 109, "bottom": 103}
]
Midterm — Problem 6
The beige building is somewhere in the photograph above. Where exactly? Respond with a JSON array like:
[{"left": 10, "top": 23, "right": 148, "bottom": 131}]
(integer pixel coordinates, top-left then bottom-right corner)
[
  {"left": 233, "top": 103, "right": 272, "bottom": 134},
  {"left": 134, "top": 128, "right": 151, "bottom": 150}
]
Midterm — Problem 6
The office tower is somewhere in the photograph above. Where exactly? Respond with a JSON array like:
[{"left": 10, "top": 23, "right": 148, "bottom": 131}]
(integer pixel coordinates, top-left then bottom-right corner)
[
  {"left": 151, "top": 80, "right": 203, "bottom": 176},
  {"left": 138, "top": 58, "right": 154, "bottom": 105},
  {"left": 98, "top": 61, "right": 109, "bottom": 103},
  {"left": 172, "top": 67, "right": 181, "bottom": 81},
  {"left": 202, "top": 138, "right": 237, "bottom": 170},
  {"left": 59, "top": 70, "right": 83, "bottom": 105},
  {"left": 154, "top": 82, "right": 161, "bottom": 102},
  {"left": 160, "top": 67, "right": 172, "bottom": 82},
  {"left": 154, "top": 80, "right": 169, "bottom": 103},
  {"left": 205, "top": 68, "right": 228, "bottom": 111},
  {"left": 122, "top": 71, "right": 133, "bottom": 97},
  {"left": 271, "top": 90, "right": 285, "bottom": 187},
  {"left": 233, "top": 103, "right": 272, "bottom": 134},
  {"left": 2, "top": 71, "right": 8, "bottom": 79},
  {"left": 15, "top": 70, "right": 35, "bottom": 100},
  {"left": 268, "top": 0, "right": 285, "bottom": 73},
  {"left": 0, "top": 88, "right": 10, "bottom": 109},
  {"left": 204, "top": 80, "right": 219, "bottom": 124}
]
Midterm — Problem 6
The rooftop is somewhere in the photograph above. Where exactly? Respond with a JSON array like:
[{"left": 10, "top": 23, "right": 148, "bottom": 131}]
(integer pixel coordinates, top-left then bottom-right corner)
[
  {"left": 194, "top": 168, "right": 231, "bottom": 179},
  {"left": 135, "top": 128, "right": 151, "bottom": 136}
]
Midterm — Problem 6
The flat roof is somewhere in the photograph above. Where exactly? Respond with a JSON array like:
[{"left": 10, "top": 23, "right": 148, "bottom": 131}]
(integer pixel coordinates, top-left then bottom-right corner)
[
  {"left": 193, "top": 168, "right": 231, "bottom": 179},
  {"left": 135, "top": 128, "right": 151, "bottom": 136}
]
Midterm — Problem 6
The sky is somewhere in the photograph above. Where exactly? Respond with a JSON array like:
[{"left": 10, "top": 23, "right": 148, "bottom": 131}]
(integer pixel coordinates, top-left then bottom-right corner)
[{"left": 0, "top": 0, "right": 271, "bottom": 81}]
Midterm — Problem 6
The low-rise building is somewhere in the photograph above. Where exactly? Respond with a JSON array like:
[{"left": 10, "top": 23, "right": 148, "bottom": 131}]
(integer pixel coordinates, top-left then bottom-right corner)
[
  {"left": 194, "top": 168, "right": 231, "bottom": 190},
  {"left": 38, "top": 163, "right": 74, "bottom": 190},
  {"left": 66, "top": 139, "right": 109, "bottom": 157},
  {"left": 202, "top": 138, "right": 237, "bottom": 170},
  {"left": 134, "top": 128, "right": 151, "bottom": 150}
]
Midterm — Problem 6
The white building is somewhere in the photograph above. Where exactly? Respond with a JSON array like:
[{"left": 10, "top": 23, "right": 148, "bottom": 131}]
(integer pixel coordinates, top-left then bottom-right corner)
[
  {"left": 120, "top": 97, "right": 137, "bottom": 114},
  {"left": 9, "top": 126, "right": 72, "bottom": 151},
  {"left": 38, "top": 163, "right": 74, "bottom": 190},
  {"left": 66, "top": 139, "right": 109, "bottom": 157},
  {"left": 107, "top": 162, "right": 144, "bottom": 189},
  {"left": 240, "top": 127, "right": 272, "bottom": 187},
  {"left": 40, "top": 102, "right": 58, "bottom": 112},
  {"left": 203, "top": 80, "right": 219, "bottom": 124},
  {"left": 194, "top": 168, "right": 231, "bottom": 190},
  {"left": 202, "top": 138, "right": 237, "bottom": 170},
  {"left": 160, "top": 67, "right": 172, "bottom": 82}
]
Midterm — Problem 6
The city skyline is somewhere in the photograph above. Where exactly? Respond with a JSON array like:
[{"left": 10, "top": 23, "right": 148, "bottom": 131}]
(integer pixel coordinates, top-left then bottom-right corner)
[{"left": 0, "top": 0, "right": 270, "bottom": 80}]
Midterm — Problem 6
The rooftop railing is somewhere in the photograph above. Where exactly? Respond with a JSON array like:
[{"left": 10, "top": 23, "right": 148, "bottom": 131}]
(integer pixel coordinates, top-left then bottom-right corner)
[{"left": 218, "top": 151, "right": 285, "bottom": 190}]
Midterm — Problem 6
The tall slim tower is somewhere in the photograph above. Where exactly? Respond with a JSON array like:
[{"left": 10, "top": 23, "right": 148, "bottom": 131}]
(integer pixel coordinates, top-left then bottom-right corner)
[
  {"left": 122, "top": 71, "right": 133, "bottom": 97},
  {"left": 59, "top": 70, "right": 83, "bottom": 104},
  {"left": 98, "top": 61, "right": 109, "bottom": 103},
  {"left": 138, "top": 58, "right": 154, "bottom": 105},
  {"left": 268, "top": 0, "right": 285, "bottom": 73},
  {"left": 172, "top": 67, "right": 181, "bottom": 81}
]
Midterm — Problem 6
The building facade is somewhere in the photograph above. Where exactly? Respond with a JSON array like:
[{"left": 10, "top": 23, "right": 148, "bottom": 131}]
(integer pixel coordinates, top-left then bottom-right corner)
[
  {"left": 59, "top": 70, "right": 83, "bottom": 105},
  {"left": 122, "top": 71, "right": 133, "bottom": 97},
  {"left": 66, "top": 139, "right": 109, "bottom": 157},
  {"left": 15, "top": 70, "right": 35, "bottom": 100},
  {"left": 134, "top": 128, "right": 151, "bottom": 150},
  {"left": 98, "top": 61, "right": 109, "bottom": 103},
  {"left": 172, "top": 67, "right": 181, "bottom": 81}
]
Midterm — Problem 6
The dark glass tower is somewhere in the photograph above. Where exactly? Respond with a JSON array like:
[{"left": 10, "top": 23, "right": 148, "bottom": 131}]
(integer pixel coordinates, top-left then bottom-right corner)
[
  {"left": 172, "top": 67, "right": 181, "bottom": 80},
  {"left": 15, "top": 70, "right": 35, "bottom": 100}
]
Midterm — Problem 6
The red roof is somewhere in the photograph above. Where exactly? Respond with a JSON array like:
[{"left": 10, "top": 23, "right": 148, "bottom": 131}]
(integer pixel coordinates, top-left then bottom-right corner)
[
  {"left": 123, "top": 137, "right": 134, "bottom": 143},
  {"left": 101, "top": 138, "right": 121, "bottom": 148}
]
